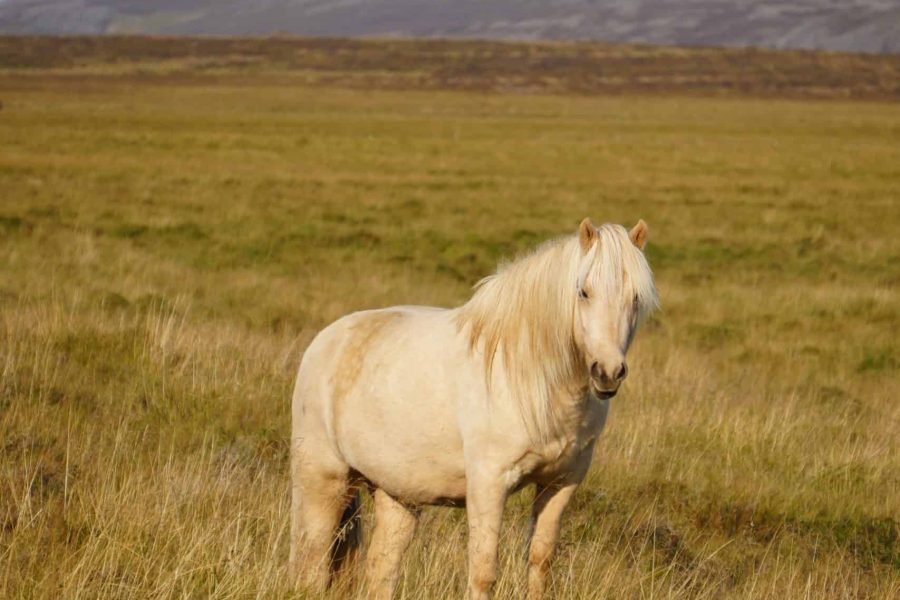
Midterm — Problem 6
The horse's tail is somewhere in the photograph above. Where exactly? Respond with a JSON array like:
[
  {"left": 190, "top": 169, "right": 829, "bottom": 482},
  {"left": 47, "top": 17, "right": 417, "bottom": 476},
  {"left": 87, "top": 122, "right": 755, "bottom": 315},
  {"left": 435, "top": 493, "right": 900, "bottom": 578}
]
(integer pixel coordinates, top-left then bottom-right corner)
[{"left": 332, "top": 489, "right": 362, "bottom": 574}]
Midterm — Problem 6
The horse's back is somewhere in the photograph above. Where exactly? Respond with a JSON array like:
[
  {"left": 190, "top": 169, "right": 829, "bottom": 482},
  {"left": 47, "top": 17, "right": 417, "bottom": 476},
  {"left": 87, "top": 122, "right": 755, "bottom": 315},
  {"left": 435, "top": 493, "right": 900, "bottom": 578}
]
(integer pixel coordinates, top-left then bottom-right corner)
[{"left": 293, "top": 306, "right": 472, "bottom": 503}]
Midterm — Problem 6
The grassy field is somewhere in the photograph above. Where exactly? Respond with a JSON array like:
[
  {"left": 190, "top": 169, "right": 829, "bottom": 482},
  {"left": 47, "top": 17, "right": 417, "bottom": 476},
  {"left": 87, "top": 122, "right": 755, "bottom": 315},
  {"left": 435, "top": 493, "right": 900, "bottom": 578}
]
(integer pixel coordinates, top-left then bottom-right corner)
[{"left": 1, "top": 37, "right": 899, "bottom": 598}]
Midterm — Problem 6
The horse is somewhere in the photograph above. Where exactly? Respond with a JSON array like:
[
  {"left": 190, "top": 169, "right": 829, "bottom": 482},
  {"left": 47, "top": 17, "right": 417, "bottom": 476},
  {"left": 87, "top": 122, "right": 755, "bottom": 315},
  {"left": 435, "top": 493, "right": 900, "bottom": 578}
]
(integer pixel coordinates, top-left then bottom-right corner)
[{"left": 289, "top": 218, "right": 658, "bottom": 599}]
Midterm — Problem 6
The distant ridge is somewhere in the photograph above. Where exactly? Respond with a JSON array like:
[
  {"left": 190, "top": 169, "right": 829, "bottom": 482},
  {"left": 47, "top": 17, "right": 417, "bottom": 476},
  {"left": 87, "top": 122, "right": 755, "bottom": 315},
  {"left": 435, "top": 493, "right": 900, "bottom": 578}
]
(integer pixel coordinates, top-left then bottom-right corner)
[{"left": 1, "top": 1, "right": 899, "bottom": 55}]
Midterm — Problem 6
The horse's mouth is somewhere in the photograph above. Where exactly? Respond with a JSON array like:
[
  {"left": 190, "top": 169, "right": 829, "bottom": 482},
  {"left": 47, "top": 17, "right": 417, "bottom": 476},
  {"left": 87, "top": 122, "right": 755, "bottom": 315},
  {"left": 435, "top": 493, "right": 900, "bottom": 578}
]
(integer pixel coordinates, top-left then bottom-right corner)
[{"left": 592, "top": 388, "right": 618, "bottom": 400}]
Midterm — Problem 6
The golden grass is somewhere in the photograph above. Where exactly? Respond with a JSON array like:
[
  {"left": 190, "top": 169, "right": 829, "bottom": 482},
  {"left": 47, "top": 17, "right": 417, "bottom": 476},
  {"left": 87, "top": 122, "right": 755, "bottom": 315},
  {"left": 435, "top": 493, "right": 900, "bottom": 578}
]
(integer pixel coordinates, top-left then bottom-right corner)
[{"left": 0, "top": 41, "right": 898, "bottom": 598}]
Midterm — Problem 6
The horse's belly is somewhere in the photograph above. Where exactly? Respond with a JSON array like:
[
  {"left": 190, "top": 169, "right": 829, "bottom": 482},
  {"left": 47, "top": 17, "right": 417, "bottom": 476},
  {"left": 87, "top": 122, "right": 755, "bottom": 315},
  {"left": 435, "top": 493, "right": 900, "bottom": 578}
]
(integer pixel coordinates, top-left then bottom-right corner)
[
  {"left": 357, "top": 453, "right": 467, "bottom": 505},
  {"left": 328, "top": 307, "right": 471, "bottom": 505},
  {"left": 339, "top": 406, "right": 468, "bottom": 504}
]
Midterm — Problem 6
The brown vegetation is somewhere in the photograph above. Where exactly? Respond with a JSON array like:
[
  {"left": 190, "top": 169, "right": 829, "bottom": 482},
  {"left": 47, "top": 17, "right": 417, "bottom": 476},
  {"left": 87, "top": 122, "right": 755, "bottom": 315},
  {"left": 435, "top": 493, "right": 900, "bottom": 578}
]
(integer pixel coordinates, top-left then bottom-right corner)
[{"left": 1, "top": 35, "right": 900, "bottom": 99}]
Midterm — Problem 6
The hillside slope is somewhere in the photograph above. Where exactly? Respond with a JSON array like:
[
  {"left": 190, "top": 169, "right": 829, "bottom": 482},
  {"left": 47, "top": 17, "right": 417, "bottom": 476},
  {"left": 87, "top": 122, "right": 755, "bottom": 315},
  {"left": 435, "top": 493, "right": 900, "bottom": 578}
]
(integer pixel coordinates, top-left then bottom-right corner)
[{"left": 0, "top": 0, "right": 899, "bottom": 54}]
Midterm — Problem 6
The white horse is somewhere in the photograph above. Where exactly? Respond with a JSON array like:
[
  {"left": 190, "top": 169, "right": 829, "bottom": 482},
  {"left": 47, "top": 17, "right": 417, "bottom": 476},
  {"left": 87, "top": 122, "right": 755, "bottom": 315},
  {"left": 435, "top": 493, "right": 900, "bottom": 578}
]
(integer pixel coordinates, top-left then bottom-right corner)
[{"left": 290, "top": 218, "right": 658, "bottom": 599}]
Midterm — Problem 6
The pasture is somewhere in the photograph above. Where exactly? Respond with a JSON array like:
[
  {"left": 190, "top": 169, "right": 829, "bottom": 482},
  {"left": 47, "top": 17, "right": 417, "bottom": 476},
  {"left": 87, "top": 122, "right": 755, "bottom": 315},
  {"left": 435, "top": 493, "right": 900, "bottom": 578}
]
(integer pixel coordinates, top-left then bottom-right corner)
[{"left": 1, "top": 37, "right": 898, "bottom": 598}]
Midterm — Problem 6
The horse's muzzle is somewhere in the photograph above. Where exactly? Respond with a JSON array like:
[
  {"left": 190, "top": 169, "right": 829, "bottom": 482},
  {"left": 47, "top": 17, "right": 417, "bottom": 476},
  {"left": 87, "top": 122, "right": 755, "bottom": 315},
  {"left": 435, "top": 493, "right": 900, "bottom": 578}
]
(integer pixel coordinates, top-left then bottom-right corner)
[{"left": 589, "top": 360, "right": 627, "bottom": 398}]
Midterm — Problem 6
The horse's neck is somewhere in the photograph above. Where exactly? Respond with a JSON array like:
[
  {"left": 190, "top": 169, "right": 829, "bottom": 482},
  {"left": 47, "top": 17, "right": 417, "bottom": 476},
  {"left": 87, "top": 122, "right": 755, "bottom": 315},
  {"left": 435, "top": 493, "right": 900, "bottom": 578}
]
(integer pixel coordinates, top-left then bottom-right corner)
[
  {"left": 550, "top": 379, "right": 593, "bottom": 426},
  {"left": 513, "top": 365, "right": 592, "bottom": 447}
]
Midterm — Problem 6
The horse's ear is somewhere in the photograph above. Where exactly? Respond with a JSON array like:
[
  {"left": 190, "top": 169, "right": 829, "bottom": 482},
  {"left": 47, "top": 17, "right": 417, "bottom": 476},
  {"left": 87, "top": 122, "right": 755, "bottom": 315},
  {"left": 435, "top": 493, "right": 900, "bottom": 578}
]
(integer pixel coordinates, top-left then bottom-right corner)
[
  {"left": 629, "top": 220, "right": 649, "bottom": 250},
  {"left": 579, "top": 218, "right": 597, "bottom": 252}
]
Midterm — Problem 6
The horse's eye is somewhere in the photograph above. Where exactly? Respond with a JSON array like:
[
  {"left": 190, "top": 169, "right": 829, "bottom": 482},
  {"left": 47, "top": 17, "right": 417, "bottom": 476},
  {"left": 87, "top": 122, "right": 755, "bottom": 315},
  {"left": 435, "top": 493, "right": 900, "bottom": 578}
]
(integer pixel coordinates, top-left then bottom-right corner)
[{"left": 578, "top": 288, "right": 589, "bottom": 300}]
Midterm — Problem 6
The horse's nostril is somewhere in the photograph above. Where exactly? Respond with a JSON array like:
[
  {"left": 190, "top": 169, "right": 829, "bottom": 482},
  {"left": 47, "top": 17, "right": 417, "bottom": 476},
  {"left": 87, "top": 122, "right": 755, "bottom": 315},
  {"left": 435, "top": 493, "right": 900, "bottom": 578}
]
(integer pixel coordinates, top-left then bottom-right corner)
[
  {"left": 590, "top": 362, "right": 599, "bottom": 378},
  {"left": 614, "top": 363, "right": 628, "bottom": 382}
]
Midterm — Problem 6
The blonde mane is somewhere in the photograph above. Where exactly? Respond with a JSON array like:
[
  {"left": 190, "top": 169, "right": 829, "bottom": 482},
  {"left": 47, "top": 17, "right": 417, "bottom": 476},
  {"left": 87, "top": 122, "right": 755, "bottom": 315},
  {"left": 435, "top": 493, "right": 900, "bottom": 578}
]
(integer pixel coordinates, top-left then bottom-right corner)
[{"left": 455, "top": 224, "right": 658, "bottom": 442}]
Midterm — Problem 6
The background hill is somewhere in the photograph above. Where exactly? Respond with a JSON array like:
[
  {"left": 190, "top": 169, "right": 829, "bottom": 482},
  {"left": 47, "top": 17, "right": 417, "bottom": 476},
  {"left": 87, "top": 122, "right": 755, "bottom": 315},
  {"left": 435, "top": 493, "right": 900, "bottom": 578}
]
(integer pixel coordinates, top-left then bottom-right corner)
[{"left": 1, "top": 0, "right": 899, "bottom": 54}]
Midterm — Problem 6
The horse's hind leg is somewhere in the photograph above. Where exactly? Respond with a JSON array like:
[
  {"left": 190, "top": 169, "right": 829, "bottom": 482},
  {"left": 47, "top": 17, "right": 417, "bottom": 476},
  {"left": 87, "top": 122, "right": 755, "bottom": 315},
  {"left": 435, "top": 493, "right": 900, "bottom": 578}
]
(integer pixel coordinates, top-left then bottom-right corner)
[
  {"left": 289, "top": 436, "right": 353, "bottom": 592},
  {"left": 365, "top": 488, "right": 419, "bottom": 600},
  {"left": 332, "top": 490, "right": 363, "bottom": 579}
]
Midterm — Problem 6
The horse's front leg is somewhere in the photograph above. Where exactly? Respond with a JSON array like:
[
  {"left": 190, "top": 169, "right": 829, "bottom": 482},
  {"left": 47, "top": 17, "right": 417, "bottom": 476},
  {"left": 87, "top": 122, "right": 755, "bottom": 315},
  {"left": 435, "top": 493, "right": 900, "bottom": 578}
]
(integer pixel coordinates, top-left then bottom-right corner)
[
  {"left": 526, "top": 482, "right": 578, "bottom": 600},
  {"left": 465, "top": 474, "right": 508, "bottom": 600}
]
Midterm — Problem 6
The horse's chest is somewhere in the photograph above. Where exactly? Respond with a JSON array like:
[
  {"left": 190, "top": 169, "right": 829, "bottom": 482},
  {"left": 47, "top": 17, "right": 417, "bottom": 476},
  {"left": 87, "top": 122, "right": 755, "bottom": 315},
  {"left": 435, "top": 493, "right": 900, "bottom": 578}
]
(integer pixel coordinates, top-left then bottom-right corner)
[
  {"left": 527, "top": 436, "right": 591, "bottom": 481},
  {"left": 510, "top": 398, "right": 609, "bottom": 486}
]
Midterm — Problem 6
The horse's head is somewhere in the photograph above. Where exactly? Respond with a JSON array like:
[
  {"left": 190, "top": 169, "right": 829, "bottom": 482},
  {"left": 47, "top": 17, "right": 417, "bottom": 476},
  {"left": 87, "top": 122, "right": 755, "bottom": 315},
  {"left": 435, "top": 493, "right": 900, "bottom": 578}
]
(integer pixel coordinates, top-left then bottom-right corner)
[{"left": 574, "top": 218, "right": 657, "bottom": 399}]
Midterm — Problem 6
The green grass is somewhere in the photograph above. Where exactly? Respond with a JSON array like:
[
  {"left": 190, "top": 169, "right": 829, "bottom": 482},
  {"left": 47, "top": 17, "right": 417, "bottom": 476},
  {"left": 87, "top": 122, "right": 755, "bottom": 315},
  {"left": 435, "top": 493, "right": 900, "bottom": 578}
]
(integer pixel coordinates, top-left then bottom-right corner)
[{"left": 0, "top": 38, "right": 898, "bottom": 599}]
